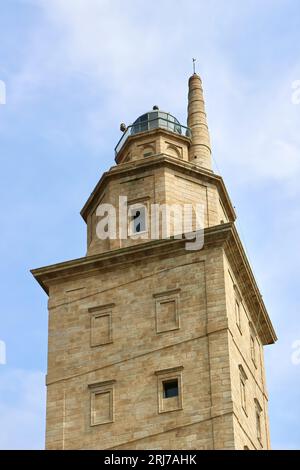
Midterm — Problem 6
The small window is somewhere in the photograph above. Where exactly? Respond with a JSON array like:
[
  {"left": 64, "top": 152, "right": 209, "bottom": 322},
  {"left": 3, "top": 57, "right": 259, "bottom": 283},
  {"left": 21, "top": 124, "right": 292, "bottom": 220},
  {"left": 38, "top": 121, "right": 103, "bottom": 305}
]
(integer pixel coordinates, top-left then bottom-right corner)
[
  {"left": 128, "top": 204, "right": 147, "bottom": 235},
  {"left": 140, "top": 142, "right": 155, "bottom": 158},
  {"left": 249, "top": 323, "right": 257, "bottom": 367},
  {"left": 256, "top": 410, "right": 261, "bottom": 440},
  {"left": 255, "top": 399, "right": 263, "bottom": 442},
  {"left": 240, "top": 376, "right": 246, "bottom": 412},
  {"left": 233, "top": 284, "right": 242, "bottom": 333},
  {"left": 239, "top": 365, "right": 248, "bottom": 415},
  {"left": 133, "top": 209, "right": 143, "bottom": 233},
  {"left": 156, "top": 367, "right": 183, "bottom": 413},
  {"left": 243, "top": 446, "right": 249, "bottom": 450},
  {"left": 250, "top": 335, "right": 256, "bottom": 363},
  {"left": 235, "top": 299, "right": 241, "bottom": 332},
  {"left": 163, "top": 379, "right": 178, "bottom": 398}
]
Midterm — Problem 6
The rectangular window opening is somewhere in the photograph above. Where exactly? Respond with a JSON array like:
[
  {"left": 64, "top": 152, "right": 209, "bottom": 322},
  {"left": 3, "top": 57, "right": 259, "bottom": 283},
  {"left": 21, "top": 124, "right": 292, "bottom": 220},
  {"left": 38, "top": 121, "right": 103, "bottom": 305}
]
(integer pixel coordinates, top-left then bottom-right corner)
[
  {"left": 255, "top": 399, "right": 263, "bottom": 442},
  {"left": 163, "top": 379, "right": 179, "bottom": 399},
  {"left": 128, "top": 204, "right": 147, "bottom": 235},
  {"left": 235, "top": 299, "right": 241, "bottom": 331},
  {"left": 256, "top": 410, "right": 261, "bottom": 440},
  {"left": 241, "top": 377, "right": 246, "bottom": 412},
  {"left": 250, "top": 334, "right": 256, "bottom": 363},
  {"left": 155, "top": 366, "right": 183, "bottom": 413},
  {"left": 239, "top": 365, "right": 248, "bottom": 415}
]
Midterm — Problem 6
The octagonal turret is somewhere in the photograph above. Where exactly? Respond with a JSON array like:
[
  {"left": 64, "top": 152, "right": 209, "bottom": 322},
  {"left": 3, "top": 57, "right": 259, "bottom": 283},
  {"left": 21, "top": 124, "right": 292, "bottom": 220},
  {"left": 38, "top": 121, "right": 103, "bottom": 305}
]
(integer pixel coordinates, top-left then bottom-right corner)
[{"left": 115, "top": 107, "right": 192, "bottom": 164}]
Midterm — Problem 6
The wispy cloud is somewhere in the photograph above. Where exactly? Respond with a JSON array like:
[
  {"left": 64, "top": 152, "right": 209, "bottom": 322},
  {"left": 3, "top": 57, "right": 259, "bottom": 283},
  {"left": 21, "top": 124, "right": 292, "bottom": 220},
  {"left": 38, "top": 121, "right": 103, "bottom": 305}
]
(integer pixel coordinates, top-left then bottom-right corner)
[
  {"left": 1, "top": 0, "right": 300, "bottom": 450},
  {"left": 11, "top": 0, "right": 299, "bottom": 189}
]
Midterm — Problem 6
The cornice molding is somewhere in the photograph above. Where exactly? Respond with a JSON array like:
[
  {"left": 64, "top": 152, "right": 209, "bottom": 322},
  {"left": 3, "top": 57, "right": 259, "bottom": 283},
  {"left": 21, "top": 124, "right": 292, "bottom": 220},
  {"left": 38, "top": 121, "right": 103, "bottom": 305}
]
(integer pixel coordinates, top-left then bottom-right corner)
[
  {"left": 80, "top": 154, "right": 236, "bottom": 223},
  {"left": 31, "top": 222, "right": 276, "bottom": 345}
]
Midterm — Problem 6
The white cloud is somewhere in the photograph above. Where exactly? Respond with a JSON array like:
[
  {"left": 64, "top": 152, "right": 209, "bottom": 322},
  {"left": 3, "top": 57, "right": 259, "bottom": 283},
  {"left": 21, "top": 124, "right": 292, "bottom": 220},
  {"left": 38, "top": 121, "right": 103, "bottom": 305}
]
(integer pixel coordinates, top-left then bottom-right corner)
[
  {"left": 11, "top": 0, "right": 299, "bottom": 189},
  {"left": 2, "top": 0, "right": 299, "bottom": 450},
  {"left": 0, "top": 368, "right": 45, "bottom": 450},
  {"left": 204, "top": 61, "right": 300, "bottom": 186}
]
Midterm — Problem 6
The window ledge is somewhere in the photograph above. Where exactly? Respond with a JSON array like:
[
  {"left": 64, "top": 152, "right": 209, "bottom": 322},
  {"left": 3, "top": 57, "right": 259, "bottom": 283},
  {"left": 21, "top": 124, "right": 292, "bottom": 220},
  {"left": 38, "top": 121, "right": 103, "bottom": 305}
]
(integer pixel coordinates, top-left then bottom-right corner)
[
  {"left": 128, "top": 230, "right": 149, "bottom": 238},
  {"left": 158, "top": 406, "right": 183, "bottom": 415}
]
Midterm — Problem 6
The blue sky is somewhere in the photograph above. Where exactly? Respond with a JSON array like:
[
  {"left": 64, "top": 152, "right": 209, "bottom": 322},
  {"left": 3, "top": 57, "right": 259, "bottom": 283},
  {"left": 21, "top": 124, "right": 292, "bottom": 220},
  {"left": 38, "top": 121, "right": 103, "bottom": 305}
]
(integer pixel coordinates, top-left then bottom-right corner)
[{"left": 0, "top": 0, "right": 300, "bottom": 449}]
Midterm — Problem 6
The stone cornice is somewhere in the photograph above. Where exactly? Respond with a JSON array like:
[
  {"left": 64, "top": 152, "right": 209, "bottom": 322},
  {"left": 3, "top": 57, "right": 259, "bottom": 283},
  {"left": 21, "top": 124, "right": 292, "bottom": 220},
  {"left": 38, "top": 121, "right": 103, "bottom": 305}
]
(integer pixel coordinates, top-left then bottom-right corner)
[
  {"left": 80, "top": 154, "right": 236, "bottom": 223},
  {"left": 224, "top": 224, "right": 277, "bottom": 345},
  {"left": 31, "top": 224, "right": 229, "bottom": 294},
  {"left": 31, "top": 222, "right": 276, "bottom": 345}
]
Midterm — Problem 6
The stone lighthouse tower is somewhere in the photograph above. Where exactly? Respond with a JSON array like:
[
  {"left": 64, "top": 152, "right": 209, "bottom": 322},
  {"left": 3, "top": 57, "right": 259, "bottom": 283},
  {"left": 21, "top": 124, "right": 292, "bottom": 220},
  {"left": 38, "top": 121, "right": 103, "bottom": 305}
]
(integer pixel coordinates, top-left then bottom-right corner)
[{"left": 32, "top": 73, "right": 277, "bottom": 450}]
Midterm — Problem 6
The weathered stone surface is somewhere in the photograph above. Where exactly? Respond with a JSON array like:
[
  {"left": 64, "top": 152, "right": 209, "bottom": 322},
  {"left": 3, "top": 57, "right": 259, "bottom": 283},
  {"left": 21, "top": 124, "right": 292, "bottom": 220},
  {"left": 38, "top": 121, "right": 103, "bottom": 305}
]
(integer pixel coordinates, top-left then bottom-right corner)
[{"left": 31, "top": 74, "right": 276, "bottom": 450}]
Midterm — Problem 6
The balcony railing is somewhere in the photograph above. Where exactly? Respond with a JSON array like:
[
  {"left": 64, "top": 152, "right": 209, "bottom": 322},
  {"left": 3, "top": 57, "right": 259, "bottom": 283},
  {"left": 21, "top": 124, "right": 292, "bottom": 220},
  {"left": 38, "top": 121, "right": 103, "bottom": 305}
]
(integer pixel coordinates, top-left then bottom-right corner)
[{"left": 115, "top": 116, "right": 192, "bottom": 156}]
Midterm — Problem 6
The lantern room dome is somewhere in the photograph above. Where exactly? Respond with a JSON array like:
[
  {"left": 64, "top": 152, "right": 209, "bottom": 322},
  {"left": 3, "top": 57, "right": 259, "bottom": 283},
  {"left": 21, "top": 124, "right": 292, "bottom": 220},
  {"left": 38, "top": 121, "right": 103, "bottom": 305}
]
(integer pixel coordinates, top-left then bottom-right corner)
[
  {"left": 131, "top": 110, "right": 182, "bottom": 135},
  {"left": 115, "top": 107, "right": 191, "bottom": 156}
]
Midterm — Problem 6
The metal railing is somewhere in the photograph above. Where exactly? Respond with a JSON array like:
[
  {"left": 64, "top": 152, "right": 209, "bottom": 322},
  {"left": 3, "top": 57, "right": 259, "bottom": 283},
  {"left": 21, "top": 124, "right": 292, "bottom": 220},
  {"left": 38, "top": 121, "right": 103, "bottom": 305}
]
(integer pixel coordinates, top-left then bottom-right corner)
[{"left": 115, "top": 117, "right": 192, "bottom": 156}]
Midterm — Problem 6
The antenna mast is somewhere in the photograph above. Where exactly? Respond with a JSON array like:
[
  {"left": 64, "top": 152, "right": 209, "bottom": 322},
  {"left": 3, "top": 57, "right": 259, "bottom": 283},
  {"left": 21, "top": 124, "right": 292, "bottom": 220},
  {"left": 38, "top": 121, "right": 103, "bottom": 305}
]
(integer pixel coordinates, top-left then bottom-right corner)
[{"left": 192, "top": 58, "right": 196, "bottom": 74}]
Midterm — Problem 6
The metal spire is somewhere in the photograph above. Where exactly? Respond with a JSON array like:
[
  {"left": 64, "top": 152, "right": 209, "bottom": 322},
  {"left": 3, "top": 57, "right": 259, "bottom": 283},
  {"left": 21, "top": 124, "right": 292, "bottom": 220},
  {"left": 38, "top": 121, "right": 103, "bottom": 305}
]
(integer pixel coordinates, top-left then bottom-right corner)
[{"left": 192, "top": 58, "right": 196, "bottom": 74}]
